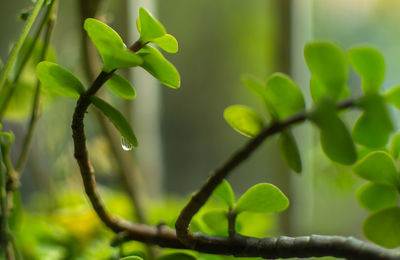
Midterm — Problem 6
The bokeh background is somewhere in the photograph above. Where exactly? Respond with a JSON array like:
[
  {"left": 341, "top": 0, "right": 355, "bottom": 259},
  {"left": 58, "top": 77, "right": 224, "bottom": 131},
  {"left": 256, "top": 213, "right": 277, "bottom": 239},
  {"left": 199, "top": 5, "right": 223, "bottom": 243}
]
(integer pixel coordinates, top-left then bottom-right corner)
[{"left": 1, "top": 0, "right": 400, "bottom": 259}]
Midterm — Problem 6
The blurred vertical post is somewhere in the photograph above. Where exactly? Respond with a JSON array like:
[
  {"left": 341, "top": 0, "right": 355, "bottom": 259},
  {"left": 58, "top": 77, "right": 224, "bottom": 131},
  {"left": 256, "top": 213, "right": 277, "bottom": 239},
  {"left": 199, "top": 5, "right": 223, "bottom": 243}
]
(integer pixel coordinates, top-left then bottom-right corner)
[
  {"left": 127, "top": 0, "right": 164, "bottom": 198},
  {"left": 289, "top": 0, "right": 314, "bottom": 234},
  {"left": 275, "top": 0, "right": 314, "bottom": 235}
]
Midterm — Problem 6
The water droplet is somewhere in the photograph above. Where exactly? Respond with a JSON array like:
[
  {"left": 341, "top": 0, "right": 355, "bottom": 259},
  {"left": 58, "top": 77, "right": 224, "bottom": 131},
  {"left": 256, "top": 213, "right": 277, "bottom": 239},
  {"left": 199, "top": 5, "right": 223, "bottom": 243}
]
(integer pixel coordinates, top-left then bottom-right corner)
[{"left": 121, "top": 137, "right": 133, "bottom": 151}]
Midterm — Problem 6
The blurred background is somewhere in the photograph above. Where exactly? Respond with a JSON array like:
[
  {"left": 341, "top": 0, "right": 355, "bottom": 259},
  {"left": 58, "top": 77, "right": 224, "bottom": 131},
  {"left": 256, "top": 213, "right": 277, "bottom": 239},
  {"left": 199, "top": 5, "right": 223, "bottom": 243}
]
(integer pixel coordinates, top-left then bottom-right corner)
[{"left": 1, "top": 0, "right": 400, "bottom": 259}]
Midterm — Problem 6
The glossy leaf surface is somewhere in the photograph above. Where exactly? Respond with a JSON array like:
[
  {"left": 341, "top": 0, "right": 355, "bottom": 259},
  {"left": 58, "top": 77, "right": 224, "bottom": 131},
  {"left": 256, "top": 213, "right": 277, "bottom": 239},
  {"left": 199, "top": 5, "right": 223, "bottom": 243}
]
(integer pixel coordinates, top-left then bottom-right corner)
[
  {"left": 310, "top": 99, "right": 357, "bottom": 165},
  {"left": 91, "top": 96, "right": 138, "bottom": 147},
  {"left": 279, "top": 130, "right": 302, "bottom": 173},
  {"left": 137, "top": 46, "right": 180, "bottom": 88},
  {"left": 310, "top": 76, "right": 350, "bottom": 104},
  {"left": 137, "top": 7, "right": 166, "bottom": 43},
  {"left": 36, "top": 61, "right": 85, "bottom": 98},
  {"left": 224, "top": 105, "right": 264, "bottom": 138},
  {"left": 353, "top": 151, "right": 399, "bottom": 187},
  {"left": 234, "top": 183, "right": 289, "bottom": 214},
  {"left": 353, "top": 94, "right": 393, "bottom": 148},
  {"left": 347, "top": 46, "right": 385, "bottom": 93},
  {"left": 120, "top": 257, "right": 143, "bottom": 260},
  {"left": 363, "top": 207, "right": 400, "bottom": 248},
  {"left": 202, "top": 209, "right": 228, "bottom": 236},
  {"left": 265, "top": 73, "right": 305, "bottom": 120},
  {"left": 213, "top": 179, "right": 235, "bottom": 207},
  {"left": 84, "top": 18, "right": 142, "bottom": 72},
  {"left": 152, "top": 34, "right": 178, "bottom": 53},
  {"left": 304, "top": 41, "right": 347, "bottom": 100},
  {"left": 106, "top": 73, "right": 136, "bottom": 100},
  {"left": 357, "top": 183, "right": 398, "bottom": 212}
]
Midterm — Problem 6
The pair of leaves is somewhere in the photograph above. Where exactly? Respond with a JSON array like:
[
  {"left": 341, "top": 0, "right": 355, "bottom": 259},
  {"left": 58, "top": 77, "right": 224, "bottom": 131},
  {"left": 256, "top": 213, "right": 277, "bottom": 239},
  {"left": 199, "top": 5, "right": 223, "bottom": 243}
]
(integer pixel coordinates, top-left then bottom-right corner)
[
  {"left": 85, "top": 9, "right": 180, "bottom": 88},
  {"left": 136, "top": 8, "right": 178, "bottom": 53},
  {"left": 305, "top": 42, "right": 385, "bottom": 102},
  {"left": 309, "top": 99, "right": 357, "bottom": 165},
  {"left": 36, "top": 62, "right": 138, "bottom": 147},
  {"left": 353, "top": 94, "right": 393, "bottom": 148},
  {"left": 305, "top": 42, "right": 348, "bottom": 102},
  {"left": 225, "top": 73, "right": 304, "bottom": 173},
  {"left": 213, "top": 180, "right": 289, "bottom": 215}
]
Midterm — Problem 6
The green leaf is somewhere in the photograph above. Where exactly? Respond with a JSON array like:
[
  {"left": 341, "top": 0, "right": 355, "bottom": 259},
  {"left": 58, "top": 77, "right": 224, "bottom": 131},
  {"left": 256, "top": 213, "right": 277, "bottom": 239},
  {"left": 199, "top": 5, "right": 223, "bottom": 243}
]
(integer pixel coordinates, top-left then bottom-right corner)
[
  {"left": 353, "top": 94, "right": 393, "bottom": 148},
  {"left": 385, "top": 85, "right": 400, "bottom": 110},
  {"left": 304, "top": 41, "right": 347, "bottom": 100},
  {"left": 353, "top": 151, "right": 399, "bottom": 187},
  {"left": 137, "top": 46, "right": 180, "bottom": 88},
  {"left": 241, "top": 75, "right": 270, "bottom": 109},
  {"left": 390, "top": 133, "right": 400, "bottom": 159},
  {"left": 279, "top": 130, "right": 302, "bottom": 173},
  {"left": 157, "top": 252, "right": 196, "bottom": 260},
  {"left": 138, "top": 7, "right": 166, "bottom": 43},
  {"left": 265, "top": 73, "right": 305, "bottom": 120},
  {"left": 224, "top": 105, "right": 264, "bottom": 138},
  {"left": 357, "top": 183, "right": 398, "bottom": 212},
  {"left": 310, "top": 76, "right": 351, "bottom": 104},
  {"left": 152, "top": 34, "right": 178, "bottom": 53},
  {"left": 213, "top": 180, "right": 235, "bottom": 207},
  {"left": 347, "top": 46, "right": 385, "bottom": 93},
  {"left": 91, "top": 96, "right": 138, "bottom": 147},
  {"left": 36, "top": 61, "right": 85, "bottom": 98},
  {"left": 234, "top": 183, "right": 289, "bottom": 214},
  {"left": 363, "top": 207, "right": 400, "bottom": 248},
  {"left": 106, "top": 73, "right": 136, "bottom": 100},
  {"left": 120, "top": 257, "right": 143, "bottom": 260},
  {"left": 202, "top": 209, "right": 228, "bottom": 236},
  {"left": 309, "top": 99, "right": 357, "bottom": 165},
  {"left": 84, "top": 18, "right": 142, "bottom": 72}
]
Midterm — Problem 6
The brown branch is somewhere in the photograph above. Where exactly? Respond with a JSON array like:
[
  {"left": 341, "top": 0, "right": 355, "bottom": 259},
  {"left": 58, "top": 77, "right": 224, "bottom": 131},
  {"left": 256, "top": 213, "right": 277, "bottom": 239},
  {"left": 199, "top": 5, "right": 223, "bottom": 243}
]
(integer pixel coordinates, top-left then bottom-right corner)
[
  {"left": 72, "top": 73, "right": 400, "bottom": 259},
  {"left": 175, "top": 98, "right": 356, "bottom": 244},
  {"left": 114, "top": 228, "right": 400, "bottom": 260}
]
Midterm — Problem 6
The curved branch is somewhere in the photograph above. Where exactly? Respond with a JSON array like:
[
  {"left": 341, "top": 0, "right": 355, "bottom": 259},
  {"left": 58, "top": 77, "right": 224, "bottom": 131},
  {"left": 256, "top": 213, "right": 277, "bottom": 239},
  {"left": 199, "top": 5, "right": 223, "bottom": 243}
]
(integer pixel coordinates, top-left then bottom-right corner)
[{"left": 175, "top": 98, "right": 356, "bottom": 244}]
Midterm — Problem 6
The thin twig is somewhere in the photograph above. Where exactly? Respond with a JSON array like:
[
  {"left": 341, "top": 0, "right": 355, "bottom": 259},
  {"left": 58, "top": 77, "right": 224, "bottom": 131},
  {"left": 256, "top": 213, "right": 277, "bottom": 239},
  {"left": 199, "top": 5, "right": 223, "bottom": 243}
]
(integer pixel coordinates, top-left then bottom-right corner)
[
  {"left": 0, "top": 0, "right": 47, "bottom": 119},
  {"left": 16, "top": 1, "right": 58, "bottom": 174}
]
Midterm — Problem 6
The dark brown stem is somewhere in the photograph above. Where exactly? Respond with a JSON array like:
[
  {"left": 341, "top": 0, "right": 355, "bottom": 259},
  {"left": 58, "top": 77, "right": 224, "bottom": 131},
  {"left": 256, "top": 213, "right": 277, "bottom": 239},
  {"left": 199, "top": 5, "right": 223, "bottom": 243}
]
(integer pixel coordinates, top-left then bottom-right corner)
[
  {"left": 175, "top": 99, "right": 356, "bottom": 245},
  {"left": 227, "top": 208, "right": 236, "bottom": 237}
]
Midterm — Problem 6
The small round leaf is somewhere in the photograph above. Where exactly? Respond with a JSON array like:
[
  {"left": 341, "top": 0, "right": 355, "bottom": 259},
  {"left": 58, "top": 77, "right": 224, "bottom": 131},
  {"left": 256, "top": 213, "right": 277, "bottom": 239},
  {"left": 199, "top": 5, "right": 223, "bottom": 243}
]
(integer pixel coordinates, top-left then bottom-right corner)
[
  {"left": 91, "top": 96, "right": 138, "bottom": 147},
  {"left": 363, "top": 207, "right": 400, "bottom": 248},
  {"left": 353, "top": 94, "right": 393, "bottom": 148},
  {"left": 265, "top": 73, "right": 305, "bottom": 120},
  {"left": 138, "top": 7, "right": 166, "bottom": 43},
  {"left": 202, "top": 209, "right": 228, "bottom": 236},
  {"left": 234, "top": 183, "right": 289, "bottom": 214},
  {"left": 357, "top": 183, "right": 398, "bottom": 212},
  {"left": 224, "top": 105, "right": 264, "bottom": 138},
  {"left": 137, "top": 46, "right": 180, "bottom": 88},
  {"left": 213, "top": 179, "right": 235, "bottom": 207},
  {"left": 36, "top": 61, "right": 85, "bottom": 98},
  {"left": 279, "top": 130, "right": 302, "bottom": 173},
  {"left": 310, "top": 99, "right": 357, "bottom": 165},
  {"left": 353, "top": 151, "right": 399, "bottom": 187},
  {"left": 304, "top": 41, "right": 347, "bottom": 100},
  {"left": 106, "top": 73, "right": 136, "bottom": 100},
  {"left": 152, "top": 34, "right": 178, "bottom": 53},
  {"left": 347, "top": 46, "right": 385, "bottom": 93},
  {"left": 84, "top": 18, "right": 142, "bottom": 72}
]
